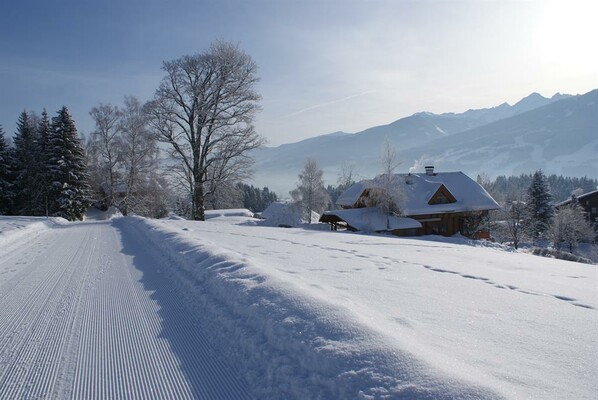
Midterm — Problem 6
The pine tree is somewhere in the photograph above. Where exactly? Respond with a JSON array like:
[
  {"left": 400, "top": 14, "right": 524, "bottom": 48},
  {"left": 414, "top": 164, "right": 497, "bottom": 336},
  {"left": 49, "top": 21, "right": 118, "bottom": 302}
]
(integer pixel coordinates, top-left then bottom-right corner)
[
  {"left": 0, "top": 126, "right": 14, "bottom": 214},
  {"left": 47, "top": 106, "right": 91, "bottom": 220},
  {"left": 32, "top": 109, "right": 52, "bottom": 215},
  {"left": 524, "top": 170, "right": 554, "bottom": 241},
  {"left": 236, "top": 183, "right": 278, "bottom": 212},
  {"left": 12, "top": 111, "right": 40, "bottom": 215}
]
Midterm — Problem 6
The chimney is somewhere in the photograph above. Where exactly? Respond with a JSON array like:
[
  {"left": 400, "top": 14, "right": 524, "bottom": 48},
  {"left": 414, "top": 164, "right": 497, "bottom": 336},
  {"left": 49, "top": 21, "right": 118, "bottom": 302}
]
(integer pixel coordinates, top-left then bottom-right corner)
[
  {"left": 405, "top": 173, "right": 413, "bottom": 185},
  {"left": 425, "top": 166, "right": 435, "bottom": 176}
]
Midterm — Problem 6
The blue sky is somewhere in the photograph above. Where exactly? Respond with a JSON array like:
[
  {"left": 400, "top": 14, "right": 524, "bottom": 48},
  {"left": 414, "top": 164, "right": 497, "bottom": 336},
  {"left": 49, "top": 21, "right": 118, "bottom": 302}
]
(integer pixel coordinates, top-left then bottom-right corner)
[{"left": 1, "top": 0, "right": 597, "bottom": 146}]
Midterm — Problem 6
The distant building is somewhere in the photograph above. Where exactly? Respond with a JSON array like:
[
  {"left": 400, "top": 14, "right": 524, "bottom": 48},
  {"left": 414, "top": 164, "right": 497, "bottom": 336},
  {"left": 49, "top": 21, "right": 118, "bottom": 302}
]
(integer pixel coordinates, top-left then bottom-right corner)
[
  {"left": 555, "top": 189, "right": 598, "bottom": 226},
  {"left": 320, "top": 166, "right": 500, "bottom": 238}
]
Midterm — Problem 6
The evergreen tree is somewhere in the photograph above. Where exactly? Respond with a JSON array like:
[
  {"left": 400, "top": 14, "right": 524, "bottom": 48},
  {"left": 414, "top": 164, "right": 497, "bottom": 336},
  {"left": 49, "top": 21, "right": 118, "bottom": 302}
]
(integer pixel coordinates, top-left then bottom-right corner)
[
  {"left": 12, "top": 111, "right": 40, "bottom": 215},
  {"left": 261, "top": 187, "right": 277, "bottom": 210},
  {"left": 32, "top": 109, "right": 52, "bottom": 215},
  {"left": 524, "top": 170, "right": 554, "bottom": 241},
  {"left": 0, "top": 126, "right": 14, "bottom": 214},
  {"left": 481, "top": 172, "right": 598, "bottom": 203},
  {"left": 237, "top": 183, "right": 278, "bottom": 212},
  {"left": 47, "top": 106, "right": 91, "bottom": 220}
]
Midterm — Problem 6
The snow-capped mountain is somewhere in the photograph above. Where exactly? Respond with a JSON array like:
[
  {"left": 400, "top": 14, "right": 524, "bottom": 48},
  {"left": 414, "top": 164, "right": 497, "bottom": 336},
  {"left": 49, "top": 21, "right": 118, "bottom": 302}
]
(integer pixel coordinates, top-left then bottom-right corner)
[
  {"left": 252, "top": 90, "right": 596, "bottom": 195},
  {"left": 400, "top": 90, "right": 597, "bottom": 179}
]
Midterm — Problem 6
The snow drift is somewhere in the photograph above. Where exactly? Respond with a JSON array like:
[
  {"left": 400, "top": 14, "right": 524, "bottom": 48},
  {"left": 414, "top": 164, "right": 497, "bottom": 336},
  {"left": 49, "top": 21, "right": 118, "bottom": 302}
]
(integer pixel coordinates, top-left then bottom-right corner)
[{"left": 117, "top": 215, "right": 597, "bottom": 399}]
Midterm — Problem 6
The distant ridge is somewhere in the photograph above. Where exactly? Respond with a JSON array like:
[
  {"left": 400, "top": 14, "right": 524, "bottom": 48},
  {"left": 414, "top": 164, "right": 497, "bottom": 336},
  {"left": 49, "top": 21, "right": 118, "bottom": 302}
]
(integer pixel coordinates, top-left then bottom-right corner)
[{"left": 252, "top": 90, "right": 596, "bottom": 195}]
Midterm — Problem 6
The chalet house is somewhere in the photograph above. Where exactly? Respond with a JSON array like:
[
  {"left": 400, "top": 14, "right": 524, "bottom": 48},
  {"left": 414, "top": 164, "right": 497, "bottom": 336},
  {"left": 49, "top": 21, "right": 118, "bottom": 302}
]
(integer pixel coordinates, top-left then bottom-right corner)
[
  {"left": 555, "top": 189, "right": 598, "bottom": 226},
  {"left": 320, "top": 166, "right": 500, "bottom": 238}
]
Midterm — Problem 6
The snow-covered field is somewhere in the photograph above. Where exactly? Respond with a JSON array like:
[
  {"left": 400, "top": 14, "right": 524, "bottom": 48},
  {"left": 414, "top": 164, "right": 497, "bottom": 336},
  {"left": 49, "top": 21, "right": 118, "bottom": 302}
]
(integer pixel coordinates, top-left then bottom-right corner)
[{"left": 0, "top": 213, "right": 596, "bottom": 399}]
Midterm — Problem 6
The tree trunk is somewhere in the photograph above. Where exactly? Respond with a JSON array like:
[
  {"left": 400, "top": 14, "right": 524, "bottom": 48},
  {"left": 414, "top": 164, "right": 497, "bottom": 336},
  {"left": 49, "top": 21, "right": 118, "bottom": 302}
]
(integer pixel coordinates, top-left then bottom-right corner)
[{"left": 193, "top": 184, "right": 205, "bottom": 221}]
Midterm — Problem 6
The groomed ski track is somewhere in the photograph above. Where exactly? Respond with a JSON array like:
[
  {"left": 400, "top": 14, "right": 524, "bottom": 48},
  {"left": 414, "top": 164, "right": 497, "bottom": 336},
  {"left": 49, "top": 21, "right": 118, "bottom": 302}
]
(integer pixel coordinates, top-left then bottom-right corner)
[{"left": 0, "top": 220, "right": 252, "bottom": 400}]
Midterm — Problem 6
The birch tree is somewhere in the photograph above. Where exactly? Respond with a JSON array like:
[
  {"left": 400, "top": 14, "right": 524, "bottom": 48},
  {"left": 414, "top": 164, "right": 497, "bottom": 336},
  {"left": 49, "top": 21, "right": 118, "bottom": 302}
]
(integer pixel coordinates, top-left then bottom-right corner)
[
  {"left": 290, "top": 157, "right": 329, "bottom": 223},
  {"left": 119, "top": 96, "right": 159, "bottom": 216},
  {"left": 145, "top": 41, "right": 263, "bottom": 220},
  {"left": 366, "top": 138, "right": 404, "bottom": 227},
  {"left": 88, "top": 104, "right": 122, "bottom": 208}
]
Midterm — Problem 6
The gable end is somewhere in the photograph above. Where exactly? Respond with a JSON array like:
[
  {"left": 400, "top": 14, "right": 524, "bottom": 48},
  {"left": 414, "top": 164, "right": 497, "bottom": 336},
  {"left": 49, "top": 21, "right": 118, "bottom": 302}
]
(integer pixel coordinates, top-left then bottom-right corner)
[{"left": 428, "top": 184, "right": 457, "bottom": 205}]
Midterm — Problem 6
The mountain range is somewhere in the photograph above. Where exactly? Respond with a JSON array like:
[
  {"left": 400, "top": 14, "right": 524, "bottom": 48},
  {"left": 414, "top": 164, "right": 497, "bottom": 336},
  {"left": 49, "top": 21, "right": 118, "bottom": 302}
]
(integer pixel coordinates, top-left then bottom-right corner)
[{"left": 251, "top": 89, "right": 598, "bottom": 195}]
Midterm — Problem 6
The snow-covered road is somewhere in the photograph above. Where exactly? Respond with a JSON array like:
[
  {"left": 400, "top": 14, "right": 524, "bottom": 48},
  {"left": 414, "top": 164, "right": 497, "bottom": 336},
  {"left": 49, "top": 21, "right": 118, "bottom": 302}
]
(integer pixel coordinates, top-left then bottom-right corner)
[
  {"left": 1, "top": 214, "right": 596, "bottom": 399},
  {"left": 0, "top": 220, "right": 251, "bottom": 399}
]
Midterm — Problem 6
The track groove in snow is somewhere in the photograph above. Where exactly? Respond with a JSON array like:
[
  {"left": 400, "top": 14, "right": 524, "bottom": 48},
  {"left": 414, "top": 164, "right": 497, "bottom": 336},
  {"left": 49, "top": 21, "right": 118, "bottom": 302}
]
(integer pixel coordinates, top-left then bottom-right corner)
[{"left": 0, "top": 221, "right": 253, "bottom": 399}]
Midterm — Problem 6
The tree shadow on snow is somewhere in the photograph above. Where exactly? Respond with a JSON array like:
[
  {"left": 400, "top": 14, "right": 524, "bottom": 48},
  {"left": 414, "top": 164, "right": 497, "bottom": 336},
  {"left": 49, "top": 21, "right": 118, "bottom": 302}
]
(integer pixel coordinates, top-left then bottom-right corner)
[{"left": 112, "top": 219, "right": 254, "bottom": 400}]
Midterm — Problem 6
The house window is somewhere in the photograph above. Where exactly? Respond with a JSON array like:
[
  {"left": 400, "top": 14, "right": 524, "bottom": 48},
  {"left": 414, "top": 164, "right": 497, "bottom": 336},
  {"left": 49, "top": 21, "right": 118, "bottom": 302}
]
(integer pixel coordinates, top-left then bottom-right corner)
[{"left": 592, "top": 207, "right": 597, "bottom": 214}]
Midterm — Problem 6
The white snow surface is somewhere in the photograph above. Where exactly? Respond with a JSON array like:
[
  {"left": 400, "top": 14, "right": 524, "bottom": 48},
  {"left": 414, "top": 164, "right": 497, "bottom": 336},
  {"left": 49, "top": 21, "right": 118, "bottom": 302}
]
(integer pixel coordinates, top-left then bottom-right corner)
[
  {"left": 259, "top": 201, "right": 320, "bottom": 227},
  {"left": 205, "top": 208, "right": 255, "bottom": 219},
  {"left": 0, "top": 214, "right": 596, "bottom": 399},
  {"left": 0, "top": 216, "right": 68, "bottom": 251}
]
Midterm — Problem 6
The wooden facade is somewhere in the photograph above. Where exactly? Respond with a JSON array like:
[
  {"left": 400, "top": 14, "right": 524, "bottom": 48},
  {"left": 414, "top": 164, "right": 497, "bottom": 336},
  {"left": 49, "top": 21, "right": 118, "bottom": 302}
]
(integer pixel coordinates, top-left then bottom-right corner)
[
  {"left": 556, "top": 190, "right": 598, "bottom": 236},
  {"left": 411, "top": 211, "right": 491, "bottom": 238},
  {"left": 575, "top": 190, "right": 598, "bottom": 224}
]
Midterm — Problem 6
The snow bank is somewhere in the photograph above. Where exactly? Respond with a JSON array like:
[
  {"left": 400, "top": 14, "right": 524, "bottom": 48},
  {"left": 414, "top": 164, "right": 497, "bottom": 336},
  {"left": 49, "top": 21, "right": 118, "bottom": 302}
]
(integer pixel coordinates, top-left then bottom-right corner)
[
  {"left": 0, "top": 216, "right": 68, "bottom": 252},
  {"left": 84, "top": 206, "right": 123, "bottom": 221},
  {"left": 259, "top": 201, "right": 320, "bottom": 227},
  {"left": 205, "top": 208, "right": 255, "bottom": 219},
  {"left": 118, "top": 216, "right": 504, "bottom": 399}
]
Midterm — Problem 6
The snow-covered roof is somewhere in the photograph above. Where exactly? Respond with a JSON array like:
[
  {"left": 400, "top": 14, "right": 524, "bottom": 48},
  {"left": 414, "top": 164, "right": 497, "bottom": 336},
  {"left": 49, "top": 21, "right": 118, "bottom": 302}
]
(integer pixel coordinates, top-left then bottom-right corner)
[
  {"left": 337, "top": 172, "right": 500, "bottom": 216},
  {"left": 322, "top": 207, "right": 422, "bottom": 232},
  {"left": 555, "top": 189, "right": 598, "bottom": 207},
  {"left": 260, "top": 201, "right": 320, "bottom": 227},
  {"left": 336, "top": 182, "right": 368, "bottom": 207}
]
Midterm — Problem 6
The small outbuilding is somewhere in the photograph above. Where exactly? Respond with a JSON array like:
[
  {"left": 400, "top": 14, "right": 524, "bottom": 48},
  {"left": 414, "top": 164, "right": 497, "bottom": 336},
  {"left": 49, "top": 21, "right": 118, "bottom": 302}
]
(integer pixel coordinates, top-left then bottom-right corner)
[{"left": 555, "top": 189, "right": 598, "bottom": 223}]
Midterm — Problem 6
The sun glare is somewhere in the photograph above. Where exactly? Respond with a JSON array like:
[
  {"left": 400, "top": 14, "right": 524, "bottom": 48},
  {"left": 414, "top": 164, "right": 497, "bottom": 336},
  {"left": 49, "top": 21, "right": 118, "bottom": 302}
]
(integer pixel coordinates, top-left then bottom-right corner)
[{"left": 534, "top": 0, "right": 598, "bottom": 72}]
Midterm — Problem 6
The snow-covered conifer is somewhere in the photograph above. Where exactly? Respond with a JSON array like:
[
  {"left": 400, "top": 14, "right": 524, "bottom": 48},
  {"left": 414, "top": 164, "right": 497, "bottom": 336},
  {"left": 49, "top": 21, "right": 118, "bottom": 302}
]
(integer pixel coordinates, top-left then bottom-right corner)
[
  {"left": 47, "top": 106, "right": 91, "bottom": 220},
  {"left": 12, "top": 111, "right": 40, "bottom": 215},
  {"left": 31, "top": 109, "right": 52, "bottom": 215},
  {"left": 0, "top": 126, "right": 15, "bottom": 214},
  {"left": 524, "top": 170, "right": 553, "bottom": 241}
]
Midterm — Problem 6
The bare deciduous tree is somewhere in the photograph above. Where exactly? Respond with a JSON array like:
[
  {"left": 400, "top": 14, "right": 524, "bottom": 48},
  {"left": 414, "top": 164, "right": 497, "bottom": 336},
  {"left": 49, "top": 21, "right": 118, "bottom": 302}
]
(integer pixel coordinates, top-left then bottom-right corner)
[
  {"left": 496, "top": 200, "right": 527, "bottom": 249},
  {"left": 337, "top": 161, "right": 357, "bottom": 191},
  {"left": 366, "top": 138, "right": 404, "bottom": 228},
  {"left": 88, "top": 104, "right": 122, "bottom": 208},
  {"left": 290, "top": 158, "right": 329, "bottom": 224},
  {"left": 87, "top": 97, "right": 163, "bottom": 216},
  {"left": 119, "top": 96, "right": 159, "bottom": 216},
  {"left": 145, "top": 41, "right": 263, "bottom": 220},
  {"left": 551, "top": 201, "right": 595, "bottom": 252}
]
